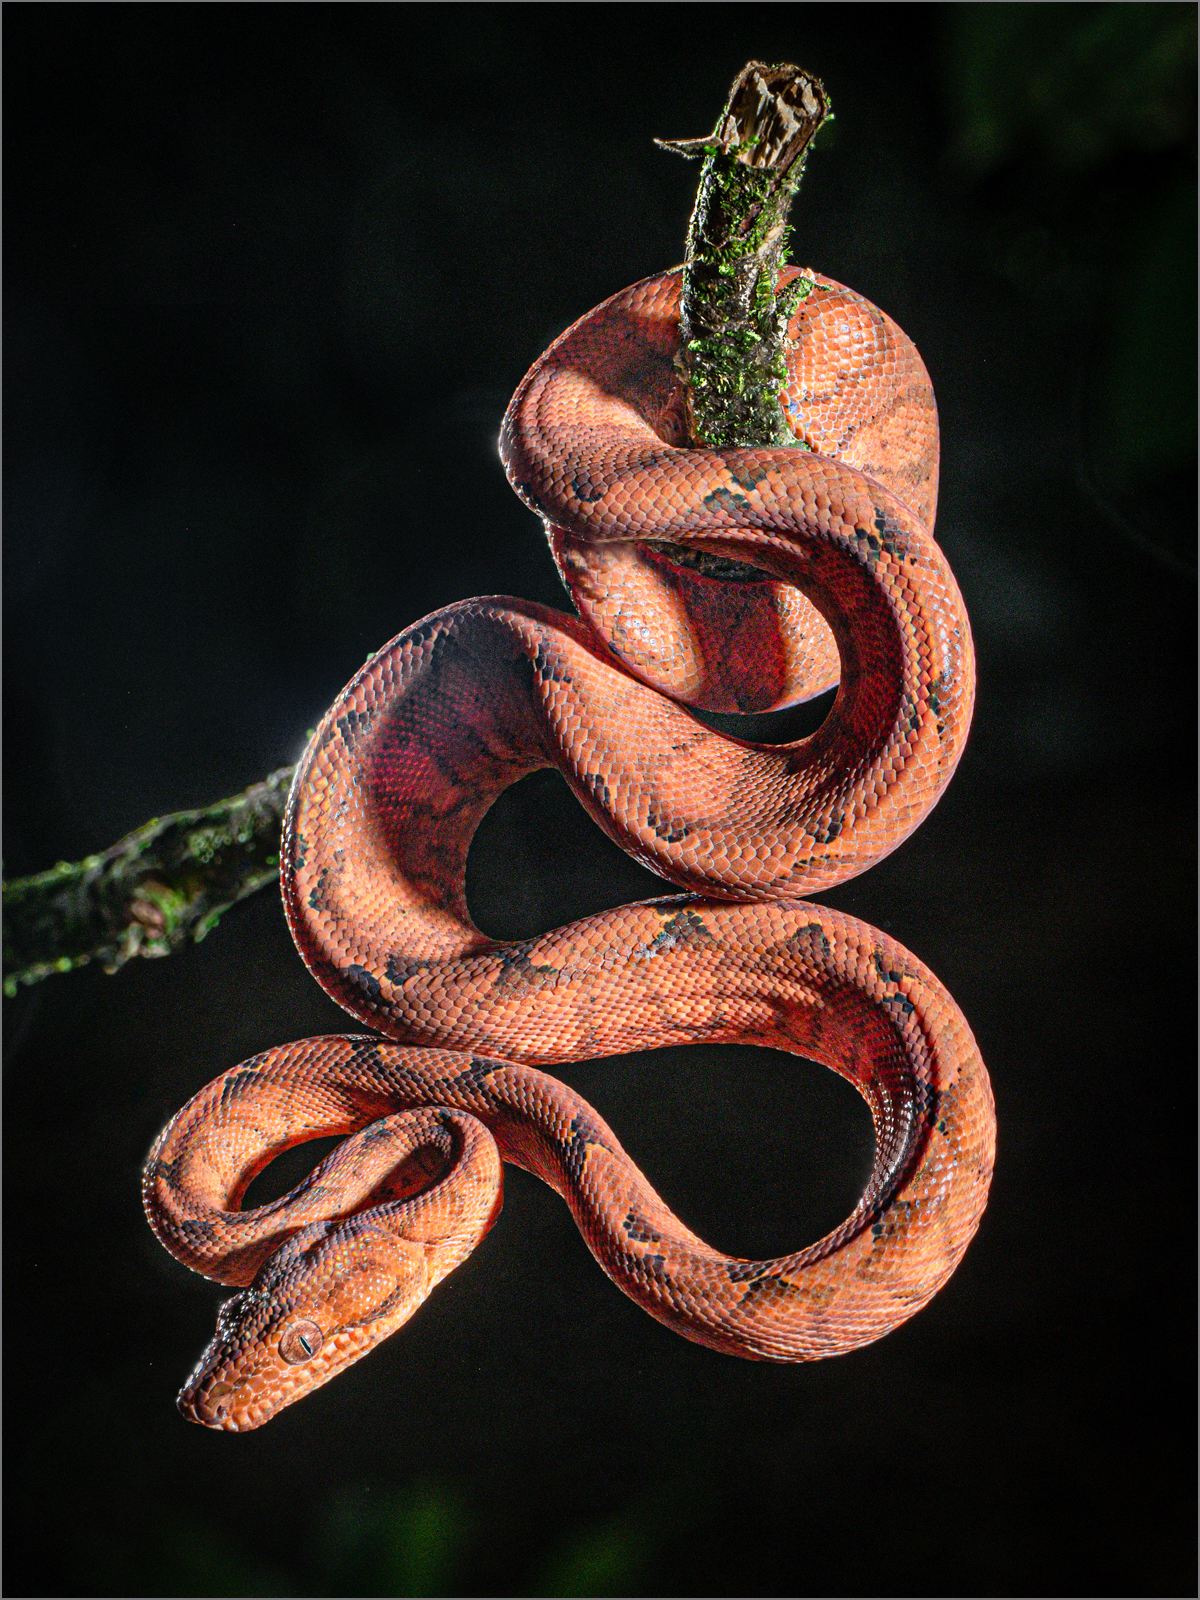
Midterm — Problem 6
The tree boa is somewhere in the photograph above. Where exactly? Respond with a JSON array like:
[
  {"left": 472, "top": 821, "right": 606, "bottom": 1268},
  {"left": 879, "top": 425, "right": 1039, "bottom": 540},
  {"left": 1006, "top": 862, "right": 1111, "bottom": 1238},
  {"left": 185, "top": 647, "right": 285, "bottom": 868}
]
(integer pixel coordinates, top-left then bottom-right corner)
[{"left": 144, "top": 267, "right": 995, "bottom": 1430}]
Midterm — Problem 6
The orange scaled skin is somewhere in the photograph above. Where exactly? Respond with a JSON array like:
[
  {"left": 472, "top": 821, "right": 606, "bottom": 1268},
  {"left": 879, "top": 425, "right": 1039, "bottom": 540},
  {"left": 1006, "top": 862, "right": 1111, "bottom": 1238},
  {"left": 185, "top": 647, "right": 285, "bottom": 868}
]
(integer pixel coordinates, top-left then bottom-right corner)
[{"left": 144, "top": 268, "right": 995, "bottom": 1428}]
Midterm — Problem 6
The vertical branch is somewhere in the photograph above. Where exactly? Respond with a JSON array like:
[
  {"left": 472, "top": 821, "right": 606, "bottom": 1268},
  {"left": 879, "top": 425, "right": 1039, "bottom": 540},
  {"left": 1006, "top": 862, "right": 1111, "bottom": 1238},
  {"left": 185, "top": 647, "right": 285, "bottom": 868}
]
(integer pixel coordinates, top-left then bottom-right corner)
[{"left": 657, "top": 62, "right": 832, "bottom": 449}]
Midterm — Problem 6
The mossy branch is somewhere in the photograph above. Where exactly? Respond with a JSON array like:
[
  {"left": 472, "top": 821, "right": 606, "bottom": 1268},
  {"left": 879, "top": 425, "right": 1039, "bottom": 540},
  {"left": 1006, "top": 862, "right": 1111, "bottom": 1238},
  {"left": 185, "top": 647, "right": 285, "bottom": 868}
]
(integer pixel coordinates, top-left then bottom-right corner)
[
  {"left": 2, "top": 768, "right": 295, "bottom": 995},
  {"left": 3, "top": 59, "right": 832, "bottom": 993},
  {"left": 658, "top": 60, "right": 832, "bottom": 449}
]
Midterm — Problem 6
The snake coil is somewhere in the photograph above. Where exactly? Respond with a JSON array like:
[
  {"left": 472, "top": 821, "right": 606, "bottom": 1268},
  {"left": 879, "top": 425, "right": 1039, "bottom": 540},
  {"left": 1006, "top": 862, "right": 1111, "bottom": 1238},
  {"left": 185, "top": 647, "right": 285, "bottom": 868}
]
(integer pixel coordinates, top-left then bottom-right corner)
[{"left": 144, "top": 267, "right": 994, "bottom": 1430}]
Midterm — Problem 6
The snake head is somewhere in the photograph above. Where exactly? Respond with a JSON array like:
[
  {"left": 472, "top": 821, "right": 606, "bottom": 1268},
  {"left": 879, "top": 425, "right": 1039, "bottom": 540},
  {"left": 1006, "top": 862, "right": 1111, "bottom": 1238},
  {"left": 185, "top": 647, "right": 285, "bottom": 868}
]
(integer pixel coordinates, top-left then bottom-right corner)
[{"left": 177, "top": 1216, "right": 433, "bottom": 1431}]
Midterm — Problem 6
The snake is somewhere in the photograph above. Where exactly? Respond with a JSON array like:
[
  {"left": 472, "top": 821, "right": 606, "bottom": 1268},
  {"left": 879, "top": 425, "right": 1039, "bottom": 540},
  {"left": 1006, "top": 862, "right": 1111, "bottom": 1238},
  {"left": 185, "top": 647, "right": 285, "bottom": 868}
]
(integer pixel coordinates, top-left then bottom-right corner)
[{"left": 144, "top": 266, "right": 995, "bottom": 1430}]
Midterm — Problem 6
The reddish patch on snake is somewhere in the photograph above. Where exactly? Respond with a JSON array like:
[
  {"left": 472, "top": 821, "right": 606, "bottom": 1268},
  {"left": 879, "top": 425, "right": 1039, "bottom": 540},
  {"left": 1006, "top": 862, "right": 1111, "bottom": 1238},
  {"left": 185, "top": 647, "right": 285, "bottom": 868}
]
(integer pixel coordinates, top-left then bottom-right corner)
[{"left": 144, "top": 268, "right": 995, "bottom": 1430}]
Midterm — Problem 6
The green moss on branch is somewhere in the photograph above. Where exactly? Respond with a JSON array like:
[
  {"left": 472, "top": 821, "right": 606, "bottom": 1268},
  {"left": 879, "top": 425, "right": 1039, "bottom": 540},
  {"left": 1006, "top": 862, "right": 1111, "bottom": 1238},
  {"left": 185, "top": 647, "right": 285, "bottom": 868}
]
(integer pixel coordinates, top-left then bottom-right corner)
[
  {"left": 657, "top": 61, "right": 832, "bottom": 449},
  {"left": 2, "top": 767, "right": 295, "bottom": 994}
]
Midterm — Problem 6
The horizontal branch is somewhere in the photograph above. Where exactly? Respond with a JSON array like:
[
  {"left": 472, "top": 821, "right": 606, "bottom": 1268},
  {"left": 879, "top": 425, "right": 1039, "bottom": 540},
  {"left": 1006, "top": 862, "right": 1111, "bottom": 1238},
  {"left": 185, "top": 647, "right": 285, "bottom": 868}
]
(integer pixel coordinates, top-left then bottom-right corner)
[{"left": 2, "top": 767, "right": 295, "bottom": 995}]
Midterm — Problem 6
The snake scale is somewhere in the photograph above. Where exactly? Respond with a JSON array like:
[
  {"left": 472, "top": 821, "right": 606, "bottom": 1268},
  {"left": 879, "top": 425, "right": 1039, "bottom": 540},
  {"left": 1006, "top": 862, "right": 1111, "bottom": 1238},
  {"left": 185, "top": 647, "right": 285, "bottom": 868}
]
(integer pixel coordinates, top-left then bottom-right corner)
[{"left": 145, "top": 266, "right": 995, "bottom": 1430}]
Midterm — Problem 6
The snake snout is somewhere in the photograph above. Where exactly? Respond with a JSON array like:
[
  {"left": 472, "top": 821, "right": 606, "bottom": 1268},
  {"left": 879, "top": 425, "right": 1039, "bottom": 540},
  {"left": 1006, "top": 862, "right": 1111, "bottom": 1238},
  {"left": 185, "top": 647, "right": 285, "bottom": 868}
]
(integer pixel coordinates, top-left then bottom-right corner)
[
  {"left": 177, "top": 1376, "right": 288, "bottom": 1432},
  {"left": 176, "top": 1361, "right": 259, "bottom": 1430},
  {"left": 176, "top": 1378, "right": 236, "bottom": 1430}
]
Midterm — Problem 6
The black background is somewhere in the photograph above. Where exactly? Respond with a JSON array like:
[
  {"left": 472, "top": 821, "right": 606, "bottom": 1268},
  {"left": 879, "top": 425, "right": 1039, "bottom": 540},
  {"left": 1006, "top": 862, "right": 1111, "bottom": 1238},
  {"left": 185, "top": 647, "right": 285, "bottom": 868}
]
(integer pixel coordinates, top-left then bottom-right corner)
[{"left": 5, "top": 5, "right": 1195, "bottom": 1597}]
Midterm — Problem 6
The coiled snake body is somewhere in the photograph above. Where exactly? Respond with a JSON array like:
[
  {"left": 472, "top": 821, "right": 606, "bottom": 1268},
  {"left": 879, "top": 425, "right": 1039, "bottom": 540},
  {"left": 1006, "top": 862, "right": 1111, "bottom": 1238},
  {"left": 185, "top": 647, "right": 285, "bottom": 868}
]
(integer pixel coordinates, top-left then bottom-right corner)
[{"left": 145, "top": 268, "right": 995, "bottom": 1430}]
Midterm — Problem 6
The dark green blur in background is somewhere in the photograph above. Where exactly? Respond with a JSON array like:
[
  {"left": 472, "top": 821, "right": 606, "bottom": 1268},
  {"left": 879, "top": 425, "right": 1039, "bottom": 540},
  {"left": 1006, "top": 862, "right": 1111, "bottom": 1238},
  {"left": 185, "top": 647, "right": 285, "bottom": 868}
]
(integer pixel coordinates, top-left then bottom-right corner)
[{"left": 5, "top": 5, "right": 1194, "bottom": 1596}]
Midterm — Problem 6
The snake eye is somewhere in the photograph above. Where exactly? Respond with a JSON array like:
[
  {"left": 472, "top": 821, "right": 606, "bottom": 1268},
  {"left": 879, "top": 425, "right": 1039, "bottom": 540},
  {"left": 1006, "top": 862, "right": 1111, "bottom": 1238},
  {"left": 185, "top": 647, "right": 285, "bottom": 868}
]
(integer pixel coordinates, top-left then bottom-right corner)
[{"left": 278, "top": 1320, "right": 324, "bottom": 1364}]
